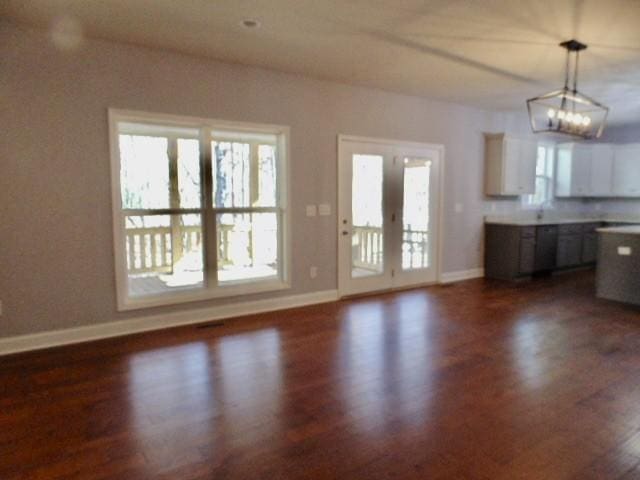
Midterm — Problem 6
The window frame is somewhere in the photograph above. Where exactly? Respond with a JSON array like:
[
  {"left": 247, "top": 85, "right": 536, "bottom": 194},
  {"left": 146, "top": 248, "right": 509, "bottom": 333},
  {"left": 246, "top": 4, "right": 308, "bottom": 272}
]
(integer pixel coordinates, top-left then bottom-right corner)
[
  {"left": 109, "top": 109, "right": 291, "bottom": 311},
  {"left": 522, "top": 142, "right": 555, "bottom": 209}
]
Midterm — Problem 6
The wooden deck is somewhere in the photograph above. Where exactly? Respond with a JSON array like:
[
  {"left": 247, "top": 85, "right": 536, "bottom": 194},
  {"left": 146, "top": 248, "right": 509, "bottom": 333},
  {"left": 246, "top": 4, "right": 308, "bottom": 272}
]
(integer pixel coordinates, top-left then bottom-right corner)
[{"left": 3, "top": 271, "right": 640, "bottom": 479}]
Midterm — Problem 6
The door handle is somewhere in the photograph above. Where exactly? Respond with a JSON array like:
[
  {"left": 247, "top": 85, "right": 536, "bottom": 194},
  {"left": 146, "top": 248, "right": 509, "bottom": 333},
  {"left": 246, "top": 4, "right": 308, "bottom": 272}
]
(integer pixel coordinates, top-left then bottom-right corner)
[{"left": 342, "top": 231, "right": 349, "bottom": 236}]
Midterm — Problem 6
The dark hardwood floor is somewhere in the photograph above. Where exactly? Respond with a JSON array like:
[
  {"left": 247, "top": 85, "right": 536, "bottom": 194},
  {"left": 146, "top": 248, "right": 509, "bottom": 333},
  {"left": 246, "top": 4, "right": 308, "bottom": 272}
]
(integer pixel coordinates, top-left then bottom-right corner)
[{"left": 3, "top": 271, "right": 640, "bottom": 479}]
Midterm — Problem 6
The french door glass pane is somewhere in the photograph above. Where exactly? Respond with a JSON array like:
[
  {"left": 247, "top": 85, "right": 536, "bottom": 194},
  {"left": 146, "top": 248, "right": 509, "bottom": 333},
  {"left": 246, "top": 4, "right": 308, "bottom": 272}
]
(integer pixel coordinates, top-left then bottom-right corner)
[
  {"left": 217, "top": 212, "right": 279, "bottom": 283},
  {"left": 125, "top": 214, "right": 204, "bottom": 297},
  {"left": 119, "top": 135, "right": 170, "bottom": 209},
  {"left": 351, "top": 154, "right": 383, "bottom": 278},
  {"left": 402, "top": 158, "right": 430, "bottom": 270}
]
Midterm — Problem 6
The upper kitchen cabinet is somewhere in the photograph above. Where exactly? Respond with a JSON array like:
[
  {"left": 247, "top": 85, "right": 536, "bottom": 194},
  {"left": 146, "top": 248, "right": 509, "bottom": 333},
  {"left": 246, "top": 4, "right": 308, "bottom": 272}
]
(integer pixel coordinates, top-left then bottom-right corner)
[
  {"left": 485, "top": 133, "right": 537, "bottom": 196},
  {"left": 613, "top": 144, "right": 640, "bottom": 197},
  {"left": 589, "top": 144, "right": 615, "bottom": 196},
  {"left": 556, "top": 143, "right": 593, "bottom": 197},
  {"left": 556, "top": 143, "right": 615, "bottom": 197}
]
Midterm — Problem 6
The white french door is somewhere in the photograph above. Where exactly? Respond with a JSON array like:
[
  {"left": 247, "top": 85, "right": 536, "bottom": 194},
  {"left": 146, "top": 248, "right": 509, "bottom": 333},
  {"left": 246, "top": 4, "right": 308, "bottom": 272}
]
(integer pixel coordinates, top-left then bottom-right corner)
[{"left": 338, "top": 136, "right": 442, "bottom": 297}]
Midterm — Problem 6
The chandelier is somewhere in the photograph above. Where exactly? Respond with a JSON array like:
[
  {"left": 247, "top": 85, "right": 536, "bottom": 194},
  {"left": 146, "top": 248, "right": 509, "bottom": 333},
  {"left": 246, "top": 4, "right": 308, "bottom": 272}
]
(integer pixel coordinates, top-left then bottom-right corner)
[{"left": 527, "top": 40, "right": 609, "bottom": 139}]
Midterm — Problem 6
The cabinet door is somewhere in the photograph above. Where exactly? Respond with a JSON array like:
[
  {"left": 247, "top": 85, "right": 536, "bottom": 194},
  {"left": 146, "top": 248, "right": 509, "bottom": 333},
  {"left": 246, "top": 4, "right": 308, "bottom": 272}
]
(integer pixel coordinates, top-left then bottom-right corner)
[
  {"left": 613, "top": 145, "right": 640, "bottom": 197},
  {"left": 582, "top": 233, "right": 598, "bottom": 264},
  {"left": 557, "top": 234, "right": 582, "bottom": 268},
  {"left": 566, "top": 235, "right": 582, "bottom": 266},
  {"left": 535, "top": 226, "right": 558, "bottom": 271},
  {"left": 589, "top": 145, "right": 614, "bottom": 196},
  {"left": 571, "top": 145, "right": 592, "bottom": 196},
  {"left": 518, "top": 139, "right": 537, "bottom": 194},
  {"left": 556, "top": 236, "right": 571, "bottom": 268},
  {"left": 519, "top": 238, "right": 536, "bottom": 274},
  {"left": 555, "top": 146, "right": 572, "bottom": 197},
  {"left": 502, "top": 137, "right": 521, "bottom": 195}
]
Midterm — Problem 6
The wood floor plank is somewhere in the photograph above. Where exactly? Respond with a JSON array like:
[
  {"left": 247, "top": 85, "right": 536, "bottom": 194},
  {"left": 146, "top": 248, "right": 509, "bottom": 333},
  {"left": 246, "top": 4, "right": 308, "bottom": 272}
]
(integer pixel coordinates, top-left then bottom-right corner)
[{"left": 3, "top": 271, "right": 640, "bottom": 479}]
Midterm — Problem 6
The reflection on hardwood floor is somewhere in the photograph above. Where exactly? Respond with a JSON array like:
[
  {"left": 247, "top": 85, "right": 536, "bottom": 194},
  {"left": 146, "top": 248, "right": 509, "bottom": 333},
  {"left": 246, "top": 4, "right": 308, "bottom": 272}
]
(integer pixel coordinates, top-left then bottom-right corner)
[{"left": 3, "top": 271, "right": 640, "bottom": 479}]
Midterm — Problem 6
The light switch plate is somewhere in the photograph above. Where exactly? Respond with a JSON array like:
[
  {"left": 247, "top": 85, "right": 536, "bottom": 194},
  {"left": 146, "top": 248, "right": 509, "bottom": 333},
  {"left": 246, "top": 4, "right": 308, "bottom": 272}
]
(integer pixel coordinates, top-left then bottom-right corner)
[
  {"left": 618, "top": 246, "right": 632, "bottom": 256},
  {"left": 318, "top": 204, "right": 331, "bottom": 216},
  {"left": 306, "top": 205, "right": 317, "bottom": 217},
  {"left": 454, "top": 203, "right": 463, "bottom": 213},
  {"left": 309, "top": 266, "right": 318, "bottom": 278}
]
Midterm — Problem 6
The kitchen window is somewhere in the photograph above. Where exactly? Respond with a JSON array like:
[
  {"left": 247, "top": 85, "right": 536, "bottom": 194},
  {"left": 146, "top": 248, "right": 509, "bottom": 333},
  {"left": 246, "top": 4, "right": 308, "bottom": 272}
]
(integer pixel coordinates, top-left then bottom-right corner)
[
  {"left": 109, "top": 110, "right": 290, "bottom": 310},
  {"left": 523, "top": 144, "right": 555, "bottom": 208}
]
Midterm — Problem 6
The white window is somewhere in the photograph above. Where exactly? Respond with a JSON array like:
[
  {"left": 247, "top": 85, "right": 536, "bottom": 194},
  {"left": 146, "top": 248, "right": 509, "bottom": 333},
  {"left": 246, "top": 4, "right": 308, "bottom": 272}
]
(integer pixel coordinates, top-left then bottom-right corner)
[
  {"left": 523, "top": 144, "right": 555, "bottom": 208},
  {"left": 109, "top": 110, "right": 290, "bottom": 310}
]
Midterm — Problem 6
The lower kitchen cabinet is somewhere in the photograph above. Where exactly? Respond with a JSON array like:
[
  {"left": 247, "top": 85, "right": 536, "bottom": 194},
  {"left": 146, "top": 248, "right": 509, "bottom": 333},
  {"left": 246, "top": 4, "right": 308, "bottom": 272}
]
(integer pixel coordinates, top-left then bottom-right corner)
[
  {"left": 485, "top": 222, "right": 604, "bottom": 280},
  {"left": 519, "top": 237, "right": 536, "bottom": 274},
  {"left": 557, "top": 234, "right": 582, "bottom": 268},
  {"left": 581, "top": 223, "right": 601, "bottom": 264},
  {"left": 556, "top": 224, "right": 584, "bottom": 268},
  {"left": 535, "top": 225, "right": 558, "bottom": 271}
]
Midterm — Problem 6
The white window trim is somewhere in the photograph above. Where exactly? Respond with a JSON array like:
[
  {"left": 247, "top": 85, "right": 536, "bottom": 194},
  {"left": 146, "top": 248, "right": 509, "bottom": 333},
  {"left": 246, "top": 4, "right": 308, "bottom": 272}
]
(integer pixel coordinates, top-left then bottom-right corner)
[
  {"left": 108, "top": 108, "right": 291, "bottom": 311},
  {"left": 521, "top": 142, "right": 556, "bottom": 210}
]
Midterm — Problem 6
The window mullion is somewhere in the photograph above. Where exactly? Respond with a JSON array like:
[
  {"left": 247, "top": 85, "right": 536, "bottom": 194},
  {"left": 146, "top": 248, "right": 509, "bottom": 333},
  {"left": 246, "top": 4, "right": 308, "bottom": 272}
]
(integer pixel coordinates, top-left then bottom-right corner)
[{"left": 201, "top": 130, "right": 218, "bottom": 289}]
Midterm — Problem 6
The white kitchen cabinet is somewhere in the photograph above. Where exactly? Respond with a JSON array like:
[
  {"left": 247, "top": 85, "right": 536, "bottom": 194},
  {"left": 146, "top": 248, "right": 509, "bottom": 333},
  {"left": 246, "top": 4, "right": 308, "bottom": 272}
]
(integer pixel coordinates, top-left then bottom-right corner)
[
  {"left": 555, "top": 143, "right": 615, "bottom": 197},
  {"left": 613, "top": 144, "right": 640, "bottom": 197},
  {"left": 485, "top": 133, "right": 537, "bottom": 196},
  {"left": 555, "top": 143, "right": 592, "bottom": 197},
  {"left": 589, "top": 144, "right": 614, "bottom": 196}
]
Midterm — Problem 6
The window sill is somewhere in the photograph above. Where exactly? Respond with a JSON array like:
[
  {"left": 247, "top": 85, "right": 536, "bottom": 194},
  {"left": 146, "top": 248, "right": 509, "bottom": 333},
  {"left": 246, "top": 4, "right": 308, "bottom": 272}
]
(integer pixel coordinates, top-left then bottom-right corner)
[{"left": 117, "top": 279, "right": 291, "bottom": 311}]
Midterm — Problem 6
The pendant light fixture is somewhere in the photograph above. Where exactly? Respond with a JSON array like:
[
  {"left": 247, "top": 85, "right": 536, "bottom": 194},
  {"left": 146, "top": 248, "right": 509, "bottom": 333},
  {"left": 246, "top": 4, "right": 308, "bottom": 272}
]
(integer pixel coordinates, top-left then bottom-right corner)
[{"left": 527, "top": 40, "right": 609, "bottom": 139}]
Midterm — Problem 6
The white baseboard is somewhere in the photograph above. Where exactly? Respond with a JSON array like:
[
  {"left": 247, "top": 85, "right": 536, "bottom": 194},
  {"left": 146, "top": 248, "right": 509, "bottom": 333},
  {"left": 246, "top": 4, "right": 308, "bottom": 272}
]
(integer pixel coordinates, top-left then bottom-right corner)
[
  {"left": 0, "top": 290, "right": 339, "bottom": 356},
  {"left": 440, "top": 268, "right": 484, "bottom": 284}
]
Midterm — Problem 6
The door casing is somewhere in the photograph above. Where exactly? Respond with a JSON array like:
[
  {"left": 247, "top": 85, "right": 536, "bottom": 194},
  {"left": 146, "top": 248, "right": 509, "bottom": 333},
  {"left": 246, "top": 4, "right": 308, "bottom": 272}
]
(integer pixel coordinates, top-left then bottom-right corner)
[{"left": 337, "top": 135, "right": 445, "bottom": 298}]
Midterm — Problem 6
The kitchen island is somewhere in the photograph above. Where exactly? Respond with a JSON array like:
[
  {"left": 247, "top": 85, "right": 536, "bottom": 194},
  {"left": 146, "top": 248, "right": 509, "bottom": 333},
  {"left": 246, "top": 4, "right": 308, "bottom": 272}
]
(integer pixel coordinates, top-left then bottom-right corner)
[{"left": 596, "top": 225, "right": 640, "bottom": 306}]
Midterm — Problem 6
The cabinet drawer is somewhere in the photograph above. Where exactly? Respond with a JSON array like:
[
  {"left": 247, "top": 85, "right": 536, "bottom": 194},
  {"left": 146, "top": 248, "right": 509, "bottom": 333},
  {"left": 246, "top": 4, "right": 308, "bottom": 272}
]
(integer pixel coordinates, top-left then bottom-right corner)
[
  {"left": 538, "top": 225, "right": 558, "bottom": 235},
  {"left": 520, "top": 226, "right": 536, "bottom": 238},
  {"left": 558, "top": 224, "right": 583, "bottom": 235}
]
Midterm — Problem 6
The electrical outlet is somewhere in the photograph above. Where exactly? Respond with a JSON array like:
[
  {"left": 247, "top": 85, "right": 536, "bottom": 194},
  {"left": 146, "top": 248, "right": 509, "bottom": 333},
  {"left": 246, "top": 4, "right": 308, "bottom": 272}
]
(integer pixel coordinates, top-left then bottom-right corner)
[
  {"left": 618, "top": 246, "right": 632, "bottom": 256},
  {"left": 309, "top": 266, "right": 318, "bottom": 279}
]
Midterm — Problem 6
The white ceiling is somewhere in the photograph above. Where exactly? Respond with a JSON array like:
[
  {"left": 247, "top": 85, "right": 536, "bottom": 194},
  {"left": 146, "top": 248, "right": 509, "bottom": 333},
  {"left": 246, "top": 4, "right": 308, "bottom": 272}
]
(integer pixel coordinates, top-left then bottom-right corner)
[{"left": 3, "top": 0, "right": 640, "bottom": 124}]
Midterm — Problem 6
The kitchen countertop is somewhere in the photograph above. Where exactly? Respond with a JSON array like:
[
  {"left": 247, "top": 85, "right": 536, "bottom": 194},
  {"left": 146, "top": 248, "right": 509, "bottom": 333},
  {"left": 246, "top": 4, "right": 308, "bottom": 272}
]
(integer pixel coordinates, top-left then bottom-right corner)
[
  {"left": 485, "top": 216, "right": 640, "bottom": 227},
  {"left": 597, "top": 225, "right": 640, "bottom": 235}
]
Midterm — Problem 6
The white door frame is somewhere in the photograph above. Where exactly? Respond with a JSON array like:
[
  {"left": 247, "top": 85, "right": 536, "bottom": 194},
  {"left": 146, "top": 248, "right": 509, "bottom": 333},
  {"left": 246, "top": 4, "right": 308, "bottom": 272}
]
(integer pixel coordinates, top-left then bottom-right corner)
[{"left": 337, "top": 134, "right": 445, "bottom": 298}]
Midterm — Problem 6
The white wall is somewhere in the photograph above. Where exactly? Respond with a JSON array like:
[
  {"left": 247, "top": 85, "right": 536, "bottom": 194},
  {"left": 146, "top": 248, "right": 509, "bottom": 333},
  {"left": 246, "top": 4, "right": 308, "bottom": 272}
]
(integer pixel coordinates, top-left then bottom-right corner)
[{"left": 0, "top": 21, "right": 575, "bottom": 338}]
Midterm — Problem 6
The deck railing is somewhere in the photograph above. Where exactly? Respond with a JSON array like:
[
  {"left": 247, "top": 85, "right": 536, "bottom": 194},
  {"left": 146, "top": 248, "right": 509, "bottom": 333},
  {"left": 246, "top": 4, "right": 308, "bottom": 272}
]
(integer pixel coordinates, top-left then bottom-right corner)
[
  {"left": 352, "top": 225, "right": 429, "bottom": 272},
  {"left": 352, "top": 226, "right": 384, "bottom": 271},
  {"left": 125, "top": 225, "right": 211, "bottom": 274}
]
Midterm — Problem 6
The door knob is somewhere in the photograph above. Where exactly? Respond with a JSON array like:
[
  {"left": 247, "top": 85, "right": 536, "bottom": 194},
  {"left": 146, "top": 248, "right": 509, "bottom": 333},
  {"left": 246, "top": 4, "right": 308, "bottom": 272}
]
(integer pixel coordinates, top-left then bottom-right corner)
[{"left": 342, "top": 231, "right": 349, "bottom": 236}]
